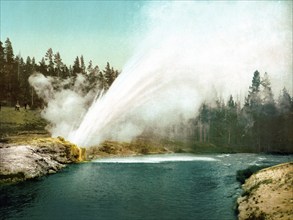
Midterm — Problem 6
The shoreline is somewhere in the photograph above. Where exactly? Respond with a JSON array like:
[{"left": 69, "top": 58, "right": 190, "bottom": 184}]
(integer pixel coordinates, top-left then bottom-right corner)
[
  {"left": 237, "top": 162, "right": 293, "bottom": 220},
  {"left": 1, "top": 136, "right": 292, "bottom": 185},
  {"left": 0, "top": 137, "right": 86, "bottom": 185},
  {"left": 1, "top": 137, "right": 293, "bottom": 219}
]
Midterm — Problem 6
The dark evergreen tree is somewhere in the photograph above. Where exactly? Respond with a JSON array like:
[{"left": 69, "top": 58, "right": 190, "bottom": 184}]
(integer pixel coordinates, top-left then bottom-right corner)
[
  {"left": 31, "top": 57, "right": 36, "bottom": 68},
  {"left": 17, "top": 56, "right": 29, "bottom": 105},
  {"left": 258, "top": 72, "right": 277, "bottom": 151},
  {"left": 103, "top": 62, "right": 117, "bottom": 89},
  {"left": 274, "top": 88, "right": 293, "bottom": 152},
  {"left": 3, "top": 38, "right": 16, "bottom": 105},
  {"left": 37, "top": 57, "right": 48, "bottom": 75},
  {"left": 198, "top": 103, "right": 210, "bottom": 143},
  {"left": 86, "top": 61, "right": 99, "bottom": 90},
  {"left": 73, "top": 56, "right": 81, "bottom": 75},
  {"left": 4, "top": 38, "right": 14, "bottom": 63},
  {"left": 0, "top": 41, "right": 5, "bottom": 102},
  {"left": 226, "top": 95, "right": 238, "bottom": 145},
  {"left": 97, "top": 70, "right": 106, "bottom": 90},
  {"left": 54, "top": 52, "right": 63, "bottom": 77},
  {"left": 45, "top": 48, "right": 54, "bottom": 75},
  {"left": 0, "top": 41, "right": 4, "bottom": 64},
  {"left": 278, "top": 87, "right": 292, "bottom": 114},
  {"left": 245, "top": 70, "right": 262, "bottom": 150},
  {"left": 261, "top": 72, "right": 274, "bottom": 105},
  {"left": 80, "top": 55, "right": 85, "bottom": 74},
  {"left": 87, "top": 60, "right": 93, "bottom": 74},
  {"left": 211, "top": 99, "right": 227, "bottom": 144},
  {"left": 247, "top": 70, "right": 261, "bottom": 108},
  {"left": 68, "top": 65, "right": 73, "bottom": 77}
]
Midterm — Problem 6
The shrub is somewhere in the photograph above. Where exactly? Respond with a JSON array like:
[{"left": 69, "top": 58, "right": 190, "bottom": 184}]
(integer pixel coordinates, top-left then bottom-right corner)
[{"left": 236, "top": 165, "right": 269, "bottom": 184}]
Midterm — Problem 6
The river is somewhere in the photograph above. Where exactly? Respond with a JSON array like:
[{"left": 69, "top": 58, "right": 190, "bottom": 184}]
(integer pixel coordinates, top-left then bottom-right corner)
[{"left": 1, "top": 153, "right": 292, "bottom": 220}]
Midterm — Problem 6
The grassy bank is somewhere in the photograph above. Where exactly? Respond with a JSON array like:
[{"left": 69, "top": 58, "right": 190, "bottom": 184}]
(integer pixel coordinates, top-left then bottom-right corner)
[
  {"left": 2, "top": 106, "right": 289, "bottom": 155},
  {"left": 0, "top": 106, "right": 48, "bottom": 139}
]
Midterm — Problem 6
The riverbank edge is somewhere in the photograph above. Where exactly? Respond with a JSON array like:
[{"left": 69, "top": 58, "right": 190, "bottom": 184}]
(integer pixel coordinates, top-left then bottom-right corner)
[
  {"left": 0, "top": 137, "right": 86, "bottom": 185},
  {"left": 237, "top": 162, "right": 293, "bottom": 220},
  {"left": 0, "top": 137, "right": 173, "bottom": 185}
]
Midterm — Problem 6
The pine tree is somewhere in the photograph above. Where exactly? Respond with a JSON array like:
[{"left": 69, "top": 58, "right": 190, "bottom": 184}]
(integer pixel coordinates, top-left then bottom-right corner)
[
  {"left": 278, "top": 88, "right": 292, "bottom": 114},
  {"left": 226, "top": 95, "right": 239, "bottom": 145},
  {"left": 45, "top": 48, "right": 54, "bottom": 75},
  {"left": 227, "top": 95, "right": 235, "bottom": 108},
  {"left": 274, "top": 87, "right": 293, "bottom": 152},
  {"left": 97, "top": 71, "right": 106, "bottom": 90},
  {"left": 13, "top": 55, "right": 22, "bottom": 103},
  {"left": 261, "top": 72, "right": 274, "bottom": 105},
  {"left": 24, "top": 56, "right": 33, "bottom": 103},
  {"left": 0, "top": 41, "right": 5, "bottom": 102},
  {"left": 248, "top": 70, "right": 261, "bottom": 108},
  {"left": 31, "top": 57, "right": 35, "bottom": 66},
  {"left": 4, "top": 38, "right": 14, "bottom": 63},
  {"left": 198, "top": 103, "right": 210, "bottom": 143},
  {"left": 3, "top": 38, "right": 16, "bottom": 105},
  {"left": 0, "top": 41, "right": 4, "bottom": 63},
  {"left": 68, "top": 65, "right": 73, "bottom": 77},
  {"left": 80, "top": 55, "right": 85, "bottom": 74},
  {"left": 54, "top": 52, "right": 63, "bottom": 77},
  {"left": 260, "top": 72, "right": 276, "bottom": 118},
  {"left": 251, "top": 70, "right": 261, "bottom": 92},
  {"left": 37, "top": 57, "right": 48, "bottom": 75},
  {"left": 103, "top": 62, "right": 111, "bottom": 89},
  {"left": 103, "top": 62, "right": 117, "bottom": 89},
  {"left": 16, "top": 56, "right": 29, "bottom": 104},
  {"left": 210, "top": 99, "right": 227, "bottom": 144},
  {"left": 87, "top": 61, "right": 99, "bottom": 90},
  {"left": 243, "top": 70, "right": 263, "bottom": 151},
  {"left": 87, "top": 60, "right": 93, "bottom": 74},
  {"left": 73, "top": 56, "right": 81, "bottom": 75}
]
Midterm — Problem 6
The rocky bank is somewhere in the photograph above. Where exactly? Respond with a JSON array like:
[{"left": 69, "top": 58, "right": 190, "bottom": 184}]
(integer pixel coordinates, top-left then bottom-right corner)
[
  {"left": 237, "top": 162, "right": 293, "bottom": 220},
  {"left": 0, "top": 137, "right": 86, "bottom": 184}
]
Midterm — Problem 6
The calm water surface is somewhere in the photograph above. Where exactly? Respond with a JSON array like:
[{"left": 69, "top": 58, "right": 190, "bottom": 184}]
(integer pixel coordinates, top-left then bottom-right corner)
[{"left": 1, "top": 153, "right": 292, "bottom": 220}]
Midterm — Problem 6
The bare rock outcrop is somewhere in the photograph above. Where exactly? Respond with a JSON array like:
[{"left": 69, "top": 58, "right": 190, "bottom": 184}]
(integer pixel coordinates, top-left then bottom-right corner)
[
  {"left": 0, "top": 137, "right": 86, "bottom": 184},
  {"left": 237, "top": 162, "right": 293, "bottom": 220}
]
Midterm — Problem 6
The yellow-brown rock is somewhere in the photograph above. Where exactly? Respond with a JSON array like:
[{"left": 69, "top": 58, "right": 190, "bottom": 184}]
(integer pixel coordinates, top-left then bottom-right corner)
[{"left": 0, "top": 137, "right": 86, "bottom": 184}]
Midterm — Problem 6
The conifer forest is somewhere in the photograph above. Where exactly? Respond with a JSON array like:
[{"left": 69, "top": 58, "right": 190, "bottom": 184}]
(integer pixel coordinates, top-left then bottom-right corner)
[{"left": 0, "top": 38, "right": 292, "bottom": 153}]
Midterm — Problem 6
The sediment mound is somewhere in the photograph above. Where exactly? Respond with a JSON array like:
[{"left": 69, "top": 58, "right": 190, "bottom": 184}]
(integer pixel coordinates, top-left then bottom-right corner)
[
  {"left": 237, "top": 162, "right": 293, "bottom": 220},
  {"left": 0, "top": 137, "right": 86, "bottom": 184}
]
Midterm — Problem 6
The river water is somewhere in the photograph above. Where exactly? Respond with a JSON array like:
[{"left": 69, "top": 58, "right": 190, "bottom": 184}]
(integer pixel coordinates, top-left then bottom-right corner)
[{"left": 1, "top": 153, "right": 292, "bottom": 220}]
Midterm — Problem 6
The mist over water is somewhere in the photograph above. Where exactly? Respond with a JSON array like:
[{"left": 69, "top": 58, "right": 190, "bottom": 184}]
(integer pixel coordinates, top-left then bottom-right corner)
[
  {"left": 29, "top": 2, "right": 292, "bottom": 147},
  {"left": 93, "top": 154, "right": 218, "bottom": 163}
]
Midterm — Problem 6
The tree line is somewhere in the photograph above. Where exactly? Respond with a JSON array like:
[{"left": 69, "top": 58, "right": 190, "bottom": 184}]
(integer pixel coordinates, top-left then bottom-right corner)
[
  {"left": 1, "top": 38, "right": 292, "bottom": 153},
  {"left": 0, "top": 38, "right": 119, "bottom": 108},
  {"left": 170, "top": 71, "right": 292, "bottom": 153}
]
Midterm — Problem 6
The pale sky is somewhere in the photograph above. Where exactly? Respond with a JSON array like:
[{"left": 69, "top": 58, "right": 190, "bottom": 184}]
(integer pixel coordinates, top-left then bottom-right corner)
[
  {"left": 0, "top": 0, "right": 143, "bottom": 69},
  {"left": 1, "top": 0, "right": 292, "bottom": 95}
]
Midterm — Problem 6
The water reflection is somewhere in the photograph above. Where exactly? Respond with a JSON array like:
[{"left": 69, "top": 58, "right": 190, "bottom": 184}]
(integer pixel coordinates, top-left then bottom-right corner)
[
  {"left": 0, "top": 179, "right": 41, "bottom": 219},
  {"left": 0, "top": 154, "right": 292, "bottom": 220}
]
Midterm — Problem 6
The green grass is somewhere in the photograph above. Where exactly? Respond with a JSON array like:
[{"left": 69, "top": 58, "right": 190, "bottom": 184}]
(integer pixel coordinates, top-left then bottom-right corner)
[
  {"left": 0, "top": 106, "right": 274, "bottom": 155},
  {"left": 0, "top": 106, "right": 47, "bottom": 137}
]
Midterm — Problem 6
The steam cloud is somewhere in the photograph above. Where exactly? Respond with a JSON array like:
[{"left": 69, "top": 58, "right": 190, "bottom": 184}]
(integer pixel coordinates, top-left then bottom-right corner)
[
  {"left": 29, "top": 1, "right": 292, "bottom": 147},
  {"left": 29, "top": 73, "right": 99, "bottom": 138}
]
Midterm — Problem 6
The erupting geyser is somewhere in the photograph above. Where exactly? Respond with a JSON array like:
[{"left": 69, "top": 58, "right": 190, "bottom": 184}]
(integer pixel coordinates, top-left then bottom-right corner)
[{"left": 29, "top": 2, "right": 292, "bottom": 147}]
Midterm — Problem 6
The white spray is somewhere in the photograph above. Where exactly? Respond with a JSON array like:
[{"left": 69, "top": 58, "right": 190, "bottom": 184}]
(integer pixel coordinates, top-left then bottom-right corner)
[{"left": 30, "top": 2, "right": 292, "bottom": 147}]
